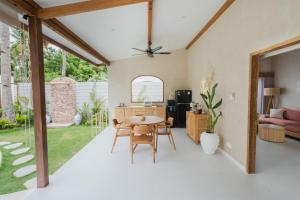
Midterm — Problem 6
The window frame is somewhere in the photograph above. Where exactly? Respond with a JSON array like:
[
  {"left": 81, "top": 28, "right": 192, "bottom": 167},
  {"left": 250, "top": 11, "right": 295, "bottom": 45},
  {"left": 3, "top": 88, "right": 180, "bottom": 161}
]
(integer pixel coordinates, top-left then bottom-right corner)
[{"left": 130, "top": 75, "right": 164, "bottom": 103}]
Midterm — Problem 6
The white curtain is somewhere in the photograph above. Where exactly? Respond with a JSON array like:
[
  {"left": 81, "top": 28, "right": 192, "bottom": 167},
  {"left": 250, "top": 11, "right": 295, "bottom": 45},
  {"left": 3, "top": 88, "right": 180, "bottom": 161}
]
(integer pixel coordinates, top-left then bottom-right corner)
[{"left": 257, "top": 78, "right": 264, "bottom": 114}]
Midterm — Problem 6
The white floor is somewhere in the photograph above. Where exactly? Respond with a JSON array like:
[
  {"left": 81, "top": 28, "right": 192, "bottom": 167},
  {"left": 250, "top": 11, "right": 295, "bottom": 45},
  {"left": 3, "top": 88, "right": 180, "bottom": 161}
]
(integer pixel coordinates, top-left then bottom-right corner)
[{"left": 22, "top": 127, "right": 300, "bottom": 200}]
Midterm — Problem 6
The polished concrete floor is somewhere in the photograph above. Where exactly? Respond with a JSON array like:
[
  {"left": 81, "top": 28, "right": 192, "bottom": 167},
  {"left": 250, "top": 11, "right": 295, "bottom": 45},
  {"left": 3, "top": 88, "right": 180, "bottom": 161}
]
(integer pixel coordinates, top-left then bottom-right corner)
[{"left": 23, "top": 127, "right": 300, "bottom": 200}]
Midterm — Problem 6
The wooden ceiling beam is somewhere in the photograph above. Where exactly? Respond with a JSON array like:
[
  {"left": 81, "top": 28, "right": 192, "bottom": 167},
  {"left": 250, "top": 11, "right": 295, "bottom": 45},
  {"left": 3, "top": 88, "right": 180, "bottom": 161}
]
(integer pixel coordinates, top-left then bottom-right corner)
[
  {"left": 185, "top": 0, "right": 235, "bottom": 50},
  {"left": 7, "top": 0, "right": 110, "bottom": 65},
  {"left": 37, "top": 0, "right": 148, "bottom": 20},
  {"left": 147, "top": 0, "right": 153, "bottom": 48}
]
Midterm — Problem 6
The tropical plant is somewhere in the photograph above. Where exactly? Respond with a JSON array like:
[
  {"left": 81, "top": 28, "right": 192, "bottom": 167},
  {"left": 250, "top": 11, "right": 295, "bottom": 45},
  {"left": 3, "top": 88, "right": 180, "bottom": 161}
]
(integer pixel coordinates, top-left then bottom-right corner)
[
  {"left": 10, "top": 27, "right": 30, "bottom": 83},
  {"left": 200, "top": 83, "right": 223, "bottom": 133},
  {"left": 15, "top": 114, "right": 27, "bottom": 125},
  {"left": 89, "top": 89, "right": 104, "bottom": 114},
  {"left": 13, "top": 96, "right": 30, "bottom": 115},
  {"left": 76, "top": 103, "right": 91, "bottom": 125}
]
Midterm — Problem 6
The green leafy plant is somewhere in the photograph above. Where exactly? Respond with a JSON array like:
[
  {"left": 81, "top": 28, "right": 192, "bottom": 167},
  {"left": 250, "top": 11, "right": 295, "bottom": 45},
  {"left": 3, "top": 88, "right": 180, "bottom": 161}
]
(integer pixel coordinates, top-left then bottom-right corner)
[
  {"left": 0, "top": 119, "right": 17, "bottom": 129},
  {"left": 89, "top": 89, "right": 104, "bottom": 114},
  {"left": 77, "top": 103, "right": 92, "bottom": 125},
  {"left": 0, "top": 119, "right": 10, "bottom": 129},
  {"left": 200, "top": 83, "right": 223, "bottom": 133},
  {"left": 15, "top": 114, "right": 27, "bottom": 125},
  {"left": 13, "top": 96, "right": 30, "bottom": 115}
]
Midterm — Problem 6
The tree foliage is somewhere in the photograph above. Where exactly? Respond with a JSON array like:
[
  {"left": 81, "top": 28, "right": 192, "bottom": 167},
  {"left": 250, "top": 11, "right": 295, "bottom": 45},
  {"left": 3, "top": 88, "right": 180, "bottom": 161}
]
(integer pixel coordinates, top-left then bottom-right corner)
[{"left": 10, "top": 27, "right": 108, "bottom": 83}]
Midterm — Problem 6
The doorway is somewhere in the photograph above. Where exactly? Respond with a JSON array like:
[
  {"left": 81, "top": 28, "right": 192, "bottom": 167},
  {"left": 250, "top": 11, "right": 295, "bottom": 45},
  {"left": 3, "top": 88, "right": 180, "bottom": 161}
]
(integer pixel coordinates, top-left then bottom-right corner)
[{"left": 247, "top": 35, "right": 300, "bottom": 174}]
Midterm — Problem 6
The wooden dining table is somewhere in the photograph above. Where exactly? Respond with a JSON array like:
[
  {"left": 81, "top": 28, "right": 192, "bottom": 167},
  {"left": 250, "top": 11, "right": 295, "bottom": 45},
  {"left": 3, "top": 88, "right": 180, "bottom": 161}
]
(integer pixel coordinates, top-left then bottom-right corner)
[
  {"left": 126, "top": 115, "right": 164, "bottom": 126},
  {"left": 125, "top": 115, "right": 164, "bottom": 151}
]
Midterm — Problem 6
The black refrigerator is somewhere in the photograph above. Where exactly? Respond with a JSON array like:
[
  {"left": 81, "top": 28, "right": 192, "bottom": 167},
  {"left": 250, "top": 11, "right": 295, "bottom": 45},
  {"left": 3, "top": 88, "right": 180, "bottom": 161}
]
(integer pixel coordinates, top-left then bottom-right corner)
[{"left": 175, "top": 90, "right": 192, "bottom": 128}]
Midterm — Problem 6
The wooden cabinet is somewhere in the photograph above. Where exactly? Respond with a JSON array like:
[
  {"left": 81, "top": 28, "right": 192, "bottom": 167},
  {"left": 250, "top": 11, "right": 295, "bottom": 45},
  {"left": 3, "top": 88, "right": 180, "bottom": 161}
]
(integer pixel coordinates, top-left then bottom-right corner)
[
  {"left": 186, "top": 112, "right": 211, "bottom": 144},
  {"left": 115, "top": 106, "right": 166, "bottom": 122}
]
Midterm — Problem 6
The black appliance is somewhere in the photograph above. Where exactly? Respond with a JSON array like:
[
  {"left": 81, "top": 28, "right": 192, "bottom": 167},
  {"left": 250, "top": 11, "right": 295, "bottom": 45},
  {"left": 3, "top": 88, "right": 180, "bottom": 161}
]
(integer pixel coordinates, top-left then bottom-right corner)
[
  {"left": 166, "top": 100, "right": 176, "bottom": 127},
  {"left": 175, "top": 90, "right": 192, "bottom": 128}
]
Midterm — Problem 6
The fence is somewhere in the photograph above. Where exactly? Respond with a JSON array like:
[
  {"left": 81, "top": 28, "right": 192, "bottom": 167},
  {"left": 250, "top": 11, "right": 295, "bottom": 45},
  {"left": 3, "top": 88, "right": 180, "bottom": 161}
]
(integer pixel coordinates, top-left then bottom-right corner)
[{"left": 0, "top": 81, "right": 108, "bottom": 110}]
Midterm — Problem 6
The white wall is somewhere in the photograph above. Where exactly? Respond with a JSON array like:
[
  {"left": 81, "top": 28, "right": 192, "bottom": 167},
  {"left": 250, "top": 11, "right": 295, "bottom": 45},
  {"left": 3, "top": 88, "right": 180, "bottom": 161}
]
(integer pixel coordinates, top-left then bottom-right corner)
[
  {"left": 186, "top": 0, "right": 300, "bottom": 166},
  {"left": 272, "top": 49, "right": 300, "bottom": 110},
  {"left": 14, "top": 82, "right": 108, "bottom": 110},
  {"left": 108, "top": 49, "right": 188, "bottom": 119}
]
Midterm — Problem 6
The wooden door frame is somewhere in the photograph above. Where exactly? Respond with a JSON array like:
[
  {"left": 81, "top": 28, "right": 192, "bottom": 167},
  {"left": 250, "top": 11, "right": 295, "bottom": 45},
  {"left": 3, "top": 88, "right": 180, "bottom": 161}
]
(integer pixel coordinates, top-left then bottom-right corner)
[{"left": 247, "top": 35, "right": 300, "bottom": 173}]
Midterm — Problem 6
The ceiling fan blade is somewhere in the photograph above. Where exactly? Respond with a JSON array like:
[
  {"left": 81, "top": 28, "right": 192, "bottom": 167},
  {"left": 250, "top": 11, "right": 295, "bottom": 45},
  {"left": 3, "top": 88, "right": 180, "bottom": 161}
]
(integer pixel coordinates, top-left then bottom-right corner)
[
  {"left": 152, "top": 46, "right": 163, "bottom": 52},
  {"left": 132, "top": 48, "right": 146, "bottom": 52},
  {"left": 132, "top": 53, "right": 146, "bottom": 56},
  {"left": 154, "top": 52, "right": 172, "bottom": 55}
]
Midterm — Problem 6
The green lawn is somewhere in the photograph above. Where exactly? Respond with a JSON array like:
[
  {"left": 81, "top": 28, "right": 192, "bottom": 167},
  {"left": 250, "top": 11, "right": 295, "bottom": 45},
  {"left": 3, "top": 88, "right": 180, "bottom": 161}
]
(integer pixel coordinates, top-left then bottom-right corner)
[{"left": 0, "top": 125, "right": 103, "bottom": 195}]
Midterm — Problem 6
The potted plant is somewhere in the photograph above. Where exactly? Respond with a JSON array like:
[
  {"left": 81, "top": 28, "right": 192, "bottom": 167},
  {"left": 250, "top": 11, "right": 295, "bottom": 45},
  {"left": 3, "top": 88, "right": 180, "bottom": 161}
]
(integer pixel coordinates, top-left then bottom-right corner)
[{"left": 200, "top": 83, "right": 222, "bottom": 154}]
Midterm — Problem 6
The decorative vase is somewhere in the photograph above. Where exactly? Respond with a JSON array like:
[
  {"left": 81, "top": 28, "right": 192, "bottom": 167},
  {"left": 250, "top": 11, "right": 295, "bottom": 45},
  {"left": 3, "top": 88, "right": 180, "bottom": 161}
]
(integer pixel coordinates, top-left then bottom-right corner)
[
  {"left": 200, "top": 132, "right": 219, "bottom": 154},
  {"left": 74, "top": 114, "right": 82, "bottom": 125}
]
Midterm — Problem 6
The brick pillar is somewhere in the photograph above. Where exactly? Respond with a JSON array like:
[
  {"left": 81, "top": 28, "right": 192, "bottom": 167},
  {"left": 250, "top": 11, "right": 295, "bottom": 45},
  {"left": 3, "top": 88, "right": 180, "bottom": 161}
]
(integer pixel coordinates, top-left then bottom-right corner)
[{"left": 50, "top": 77, "right": 76, "bottom": 123}]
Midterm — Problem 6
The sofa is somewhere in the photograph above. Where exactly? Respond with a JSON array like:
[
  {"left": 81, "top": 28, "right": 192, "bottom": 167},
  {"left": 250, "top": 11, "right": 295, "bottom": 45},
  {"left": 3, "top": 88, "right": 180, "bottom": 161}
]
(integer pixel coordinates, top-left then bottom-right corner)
[{"left": 259, "top": 108, "right": 300, "bottom": 139}]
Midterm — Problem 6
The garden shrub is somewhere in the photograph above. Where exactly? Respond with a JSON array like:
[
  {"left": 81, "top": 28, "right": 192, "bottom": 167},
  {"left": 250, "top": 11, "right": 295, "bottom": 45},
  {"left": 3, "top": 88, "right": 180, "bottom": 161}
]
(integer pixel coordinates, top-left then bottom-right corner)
[
  {"left": 0, "top": 119, "right": 10, "bottom": 129},
  {"left": 16, "top": 114, "right": 27, "bottom": 125},
  {"left": 0, "top": 119, "right": 17, "bottom": 129}
]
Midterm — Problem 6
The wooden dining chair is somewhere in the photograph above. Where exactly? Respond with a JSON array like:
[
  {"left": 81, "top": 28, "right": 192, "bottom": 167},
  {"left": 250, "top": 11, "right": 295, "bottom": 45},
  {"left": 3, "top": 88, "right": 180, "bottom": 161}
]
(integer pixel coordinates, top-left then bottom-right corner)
[
  {"left": 130, "top": 125, "right": 155, "bottom": 164},
  {"left": 156, "top": 117, "right": 176, "bottom": 150},
  {"left": 111, "top": 119, "right": 131, "bottom": 153}
]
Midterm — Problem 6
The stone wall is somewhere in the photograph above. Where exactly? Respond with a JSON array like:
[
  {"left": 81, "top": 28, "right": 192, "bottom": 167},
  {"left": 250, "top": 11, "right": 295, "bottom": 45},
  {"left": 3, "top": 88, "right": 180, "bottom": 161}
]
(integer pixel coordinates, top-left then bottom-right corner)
[{"left": 50, "top": 77, "right": 76, "bottom": 123}]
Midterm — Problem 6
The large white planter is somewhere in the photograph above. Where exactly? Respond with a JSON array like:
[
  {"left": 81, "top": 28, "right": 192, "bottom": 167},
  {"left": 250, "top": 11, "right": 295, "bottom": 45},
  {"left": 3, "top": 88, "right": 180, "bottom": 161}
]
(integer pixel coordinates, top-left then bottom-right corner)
[{"left": 200, "top": 132, "right": 219, "bottom": 154}]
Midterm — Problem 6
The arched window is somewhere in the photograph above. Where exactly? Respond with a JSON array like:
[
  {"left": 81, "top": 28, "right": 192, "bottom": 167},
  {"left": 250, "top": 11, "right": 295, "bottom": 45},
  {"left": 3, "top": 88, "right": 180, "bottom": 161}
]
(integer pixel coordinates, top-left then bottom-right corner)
[{"left": 131, "top": 76, "right": 164, "bottom": 103}]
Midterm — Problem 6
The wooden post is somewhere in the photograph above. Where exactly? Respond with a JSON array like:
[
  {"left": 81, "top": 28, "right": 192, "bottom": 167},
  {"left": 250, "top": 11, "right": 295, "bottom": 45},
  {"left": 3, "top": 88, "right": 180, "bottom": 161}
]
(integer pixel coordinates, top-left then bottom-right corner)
[
  {"left": 246, "top": 54, "right": 259, "bottom": 174},
  {"left": 28, "top": 16, "right": 49, "bottom": 187}
]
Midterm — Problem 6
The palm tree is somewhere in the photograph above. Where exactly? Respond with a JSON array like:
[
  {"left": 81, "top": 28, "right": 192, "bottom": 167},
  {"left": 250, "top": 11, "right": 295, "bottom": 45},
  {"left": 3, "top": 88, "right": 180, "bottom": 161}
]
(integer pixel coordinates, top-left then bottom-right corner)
[
  {"left": 10, "top": 27, "right": 30, "bottom": 83},
  {"left": 0, "top": 22, "right": 15, "bottom": 122}
]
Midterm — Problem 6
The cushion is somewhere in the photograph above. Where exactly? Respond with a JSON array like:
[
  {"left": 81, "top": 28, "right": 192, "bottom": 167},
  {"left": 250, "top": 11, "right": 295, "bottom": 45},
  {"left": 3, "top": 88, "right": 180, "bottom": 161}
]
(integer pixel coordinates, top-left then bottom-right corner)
[
  {"left": 270, "top": 109, "right": 284, "bottom": 119},
  {"left": 260, "top": 117, "right": 300, "bottom": 126},
  {"left": 283, "top": 108, "right": 300, "bottom": 122},
  {"left": 286, "top": 124, "right": 300, "bottom": 134}
]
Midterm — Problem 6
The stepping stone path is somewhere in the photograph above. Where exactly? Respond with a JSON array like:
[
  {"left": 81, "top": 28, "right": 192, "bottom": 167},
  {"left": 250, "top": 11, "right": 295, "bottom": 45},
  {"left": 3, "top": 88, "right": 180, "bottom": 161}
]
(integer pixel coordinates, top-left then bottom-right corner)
[
  {"left": 13, "top": 165, "right": 36, "bottom": 178},
  {"left": 0, "top": 141, "right": 11, "bottom": 146},
  {"left": 11, "top": 147, "right": 30, "bottom": 155},
  {"left": 12, "top": 155, "right": 34, "bottom": 166},
  {"left": 4, "top": 142, "right": 23, "bottom": 150}
]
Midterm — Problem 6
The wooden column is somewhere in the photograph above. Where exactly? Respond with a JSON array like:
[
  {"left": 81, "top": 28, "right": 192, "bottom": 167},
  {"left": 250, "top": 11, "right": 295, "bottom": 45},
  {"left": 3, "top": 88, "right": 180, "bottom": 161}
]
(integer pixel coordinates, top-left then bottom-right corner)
[
  {"left": 28, "top": 16, "right": 49, "bottom": 187},
  {"left": 246, "top": 54, "right": 259, "bottom": 174}
]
